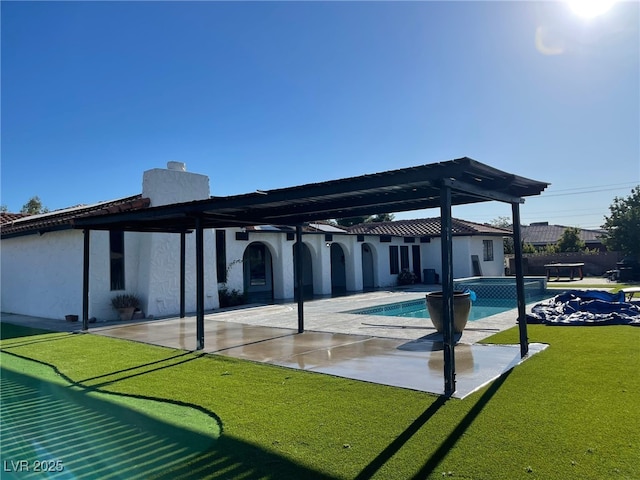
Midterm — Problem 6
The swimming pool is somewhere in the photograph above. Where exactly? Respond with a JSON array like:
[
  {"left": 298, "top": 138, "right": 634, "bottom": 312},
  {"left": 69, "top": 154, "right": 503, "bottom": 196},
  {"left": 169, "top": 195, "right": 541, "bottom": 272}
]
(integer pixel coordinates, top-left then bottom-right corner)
[
  {"left": 453, "top": 276, "right": 548, "bottom": 301},
  {"left": 348, "top": 276, "right": 552, "bottom": 321},
  {"left": 348, "top": 297, "right": 548, "bottom": 321}
]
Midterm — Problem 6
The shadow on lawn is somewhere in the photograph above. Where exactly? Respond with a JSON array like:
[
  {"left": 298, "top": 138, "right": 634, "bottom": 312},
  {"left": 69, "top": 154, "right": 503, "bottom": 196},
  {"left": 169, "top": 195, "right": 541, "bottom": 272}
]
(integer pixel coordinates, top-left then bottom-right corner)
[
  {"left": 354, "top": 369, "right": 513, "bottom": 480},
  {"left": 0, "top": 337, "right": 336, "bottom": 480}
]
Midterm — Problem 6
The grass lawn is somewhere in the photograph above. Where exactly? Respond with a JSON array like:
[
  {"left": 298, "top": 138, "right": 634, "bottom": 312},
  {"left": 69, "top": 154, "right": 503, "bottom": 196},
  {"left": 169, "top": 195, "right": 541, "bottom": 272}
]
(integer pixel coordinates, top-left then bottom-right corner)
[
  {"left": 1, "top": 322, "right": 638, "bottom": 479},
  {"left": 547, "top": 282, "right": 637, "bottom": 291}
]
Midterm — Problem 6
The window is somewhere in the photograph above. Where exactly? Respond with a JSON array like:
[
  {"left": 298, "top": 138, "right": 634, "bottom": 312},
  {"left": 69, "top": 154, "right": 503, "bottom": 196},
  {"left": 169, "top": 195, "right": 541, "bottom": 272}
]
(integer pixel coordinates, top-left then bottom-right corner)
[
  {"left": 249, "top": 244, "right": 267, "bottom": 286},
  {"left": 483, "top": 240, "right": 494, "bottom": 261},
  {"left": 110, "top": 230, "right": 125, "bottom": 291},
  {"left": 389, "top": 245, "right": 399, "bottom": 274},
  {"left": 216, "top": 230, "right": 227, "bottom": 283},
  {"left": 400, "top": 245, "right": 410, "bottom": 270}
]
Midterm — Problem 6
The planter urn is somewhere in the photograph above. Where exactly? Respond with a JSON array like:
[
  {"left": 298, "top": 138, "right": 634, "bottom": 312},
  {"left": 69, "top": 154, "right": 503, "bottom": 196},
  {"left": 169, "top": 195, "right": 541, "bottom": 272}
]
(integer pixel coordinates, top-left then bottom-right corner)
[
  {"left": 117, "top": 307, "right": 136, "bottom": 321},
  {"left": 425, "top": 291, "right": 472, "bottom": 334}
]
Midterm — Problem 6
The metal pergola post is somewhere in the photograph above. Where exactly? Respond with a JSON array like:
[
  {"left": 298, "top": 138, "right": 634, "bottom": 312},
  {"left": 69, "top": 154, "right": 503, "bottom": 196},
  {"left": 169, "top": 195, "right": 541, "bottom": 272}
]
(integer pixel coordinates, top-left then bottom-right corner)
[
  {"left": 82, "top": 229, "right": 90, "bottom": 331},
  {"left": 440, "top": 184, "right": 456, "bottom": 397},
  {"left": 295, "top": 225, "right": 304, "bottom": 333},
  {"left": 180, "top": 231, "right": 186, "bottom": 318},
  {"left": 195, "top": 217, "right": 205, "bottom": 350},
  {"left": 511, "top": 202, "right": 529, "bottom": 357}
]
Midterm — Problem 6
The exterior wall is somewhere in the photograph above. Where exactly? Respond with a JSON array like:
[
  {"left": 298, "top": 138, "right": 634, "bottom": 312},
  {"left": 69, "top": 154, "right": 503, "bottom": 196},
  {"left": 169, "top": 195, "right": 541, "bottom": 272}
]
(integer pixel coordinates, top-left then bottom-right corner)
[
  {"left": 1, "top": 230, "right": 85, "bottom": 319},
  {"left": 471, "top": 236, "right": 505, "bottom": 277},
  {"left": 0, "top": 226, "right": 218, "bottom": 321},
  {"left": 426, "top": 236, "right": 505, "bottom": 280},
  {"left": 136, "top": 231, "right": 218, "bottom": 318},
  {"left": 139, "top": 164, "right": 218, "bottom": 316},
  {"left": 351, "top": 235, "right": 507, "bottom": 287},
  {"left": 142, "top": 165, "right": 210, "bottom": 207},
  {"left": 1, "top": 163, "right": 219, "bottom": 321}
]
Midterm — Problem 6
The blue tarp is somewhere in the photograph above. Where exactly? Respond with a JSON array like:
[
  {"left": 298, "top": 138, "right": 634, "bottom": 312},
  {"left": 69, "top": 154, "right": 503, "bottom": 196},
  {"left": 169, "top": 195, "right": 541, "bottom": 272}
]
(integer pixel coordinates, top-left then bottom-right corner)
[{"left": 526, "top": 290, "right": 640, "bottom": 326}]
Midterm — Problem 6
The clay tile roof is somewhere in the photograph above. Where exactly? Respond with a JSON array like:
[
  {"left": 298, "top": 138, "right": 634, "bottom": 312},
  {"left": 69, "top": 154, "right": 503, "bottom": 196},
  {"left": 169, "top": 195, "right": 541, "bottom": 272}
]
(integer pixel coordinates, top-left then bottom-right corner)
[
  {"left": 347, "top": 217, "right": 510, "bottom": 237},
  {"left": 0, "top": 212, "right": 29, "bottom": 223},
  {"left": 1, "top": 195, "right": 151, "bottom": 238}
]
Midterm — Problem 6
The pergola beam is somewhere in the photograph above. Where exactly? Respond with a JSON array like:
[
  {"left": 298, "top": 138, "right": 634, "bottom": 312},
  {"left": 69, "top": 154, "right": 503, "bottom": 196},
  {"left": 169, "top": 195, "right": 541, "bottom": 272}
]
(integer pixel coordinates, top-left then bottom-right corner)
[{"left": 442, "top": 178, "right": 524, "bottom": 204}]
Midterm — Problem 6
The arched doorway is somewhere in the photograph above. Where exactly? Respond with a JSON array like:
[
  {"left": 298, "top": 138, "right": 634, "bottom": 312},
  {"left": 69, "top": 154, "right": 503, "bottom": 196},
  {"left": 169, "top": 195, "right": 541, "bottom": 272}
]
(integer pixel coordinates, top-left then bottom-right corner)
[
  {"left": 362, "top": 243, "right": 375, "bottom": 290},
  {"left": 243, "top": 242, "right": 273, "bottom": 303},
  {"left": 330, "top": 243, "right": 347, "bottom": 295},
  {"left": 293, "top": 242, "right": 314, "bottom": 299}
]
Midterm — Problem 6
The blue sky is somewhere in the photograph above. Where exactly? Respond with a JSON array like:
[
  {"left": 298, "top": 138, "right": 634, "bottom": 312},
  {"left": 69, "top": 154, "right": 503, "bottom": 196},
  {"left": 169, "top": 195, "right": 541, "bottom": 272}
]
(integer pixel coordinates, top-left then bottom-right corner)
[{"left": 2, "top": 1, "right": 638, "bottom": 229}]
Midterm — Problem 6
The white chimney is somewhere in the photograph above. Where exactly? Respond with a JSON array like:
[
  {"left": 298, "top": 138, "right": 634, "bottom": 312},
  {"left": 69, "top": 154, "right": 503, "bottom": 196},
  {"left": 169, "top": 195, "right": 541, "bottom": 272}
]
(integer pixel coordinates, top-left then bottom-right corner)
[
  {"left": 167, "top": 161, "right": 186, "bottom": 172},
  {"left": 142, "top": 162, "right": 209, "bottom": 206}
]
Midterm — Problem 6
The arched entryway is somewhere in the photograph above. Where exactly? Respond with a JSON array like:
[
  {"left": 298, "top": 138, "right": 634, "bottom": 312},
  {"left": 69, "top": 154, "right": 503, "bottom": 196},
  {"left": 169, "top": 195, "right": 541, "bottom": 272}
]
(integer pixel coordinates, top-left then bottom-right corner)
[
  {"left": 243, "top": 242, "right": 273, "bottom": 303},
  {"left": 330, "top": 243, "right": 347, "bottom": 295},
  {"left": 293, "top": 242, "right": 314, "bottom": 299},
  {"left": 361, "top": 243, "right": 375, "bottom": 290}
]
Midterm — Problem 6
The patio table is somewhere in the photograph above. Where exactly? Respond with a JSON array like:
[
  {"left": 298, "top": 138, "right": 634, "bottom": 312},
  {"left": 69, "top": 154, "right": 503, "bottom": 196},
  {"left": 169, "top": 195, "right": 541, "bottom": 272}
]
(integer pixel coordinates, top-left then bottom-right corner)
[{"left": 544, "top": 263, "right": 584, "bottom": 281}]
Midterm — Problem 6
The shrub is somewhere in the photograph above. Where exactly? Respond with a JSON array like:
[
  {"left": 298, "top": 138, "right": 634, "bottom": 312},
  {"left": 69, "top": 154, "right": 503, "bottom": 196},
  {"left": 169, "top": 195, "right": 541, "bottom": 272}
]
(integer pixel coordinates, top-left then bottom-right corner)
[
  {"left": 111, "top": 294, "right": 140, "bottom": 309},
  {"left": 218, "top": 285, "right": 246, "bottom": 308},
  {"left": 397, "top": 269, "right": 417, "bottom": 286}
]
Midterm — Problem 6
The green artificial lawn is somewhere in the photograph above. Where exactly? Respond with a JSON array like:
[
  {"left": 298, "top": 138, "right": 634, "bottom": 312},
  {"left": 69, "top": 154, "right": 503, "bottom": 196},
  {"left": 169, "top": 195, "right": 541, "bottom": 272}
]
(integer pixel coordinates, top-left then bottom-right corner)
[
  {"left": 1, "top": 322, "right": 638, "bottom": 479},
  {"left": 547, "top": 282, "right": 637, "bottom": 291}
]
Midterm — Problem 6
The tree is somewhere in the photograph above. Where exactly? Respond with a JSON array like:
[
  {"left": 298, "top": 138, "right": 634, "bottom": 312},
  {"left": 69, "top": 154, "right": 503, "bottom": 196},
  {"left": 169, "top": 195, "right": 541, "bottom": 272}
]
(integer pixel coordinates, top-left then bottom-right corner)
[
  {"left": 489, "top": 216, "right": 514, "bottom": 254},
  {"left": 335, "top": 213, "right": 395, "bottom": 227},
  {"left": 602, "top": 186, "right": 640, "bottom": 261},
  {"left": 369, "top": 213, "right": 395, "bottom": 223},
  {"left": 20, "top": 196, "right": 49, "bottom": 215},
  {"left": 556, "top": 227, "right": 586, "bottom": 252},
  {"left": 0, "top": 205, "right": 7, "bottom": 213},
  {"left": 335, "top": 216, "right": 369, "bottom": 227}
]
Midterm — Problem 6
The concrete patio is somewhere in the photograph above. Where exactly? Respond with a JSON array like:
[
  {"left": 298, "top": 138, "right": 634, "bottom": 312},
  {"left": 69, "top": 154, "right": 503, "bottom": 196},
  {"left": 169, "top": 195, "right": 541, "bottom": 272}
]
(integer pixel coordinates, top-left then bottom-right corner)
[{"left": 4, "top": 282, "right": 595, "bottom": 398}]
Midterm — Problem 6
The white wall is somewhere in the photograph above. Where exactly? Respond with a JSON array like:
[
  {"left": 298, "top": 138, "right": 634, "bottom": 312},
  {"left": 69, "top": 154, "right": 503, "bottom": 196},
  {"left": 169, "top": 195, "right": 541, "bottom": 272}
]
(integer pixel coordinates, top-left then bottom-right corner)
[
  {"left": 139, "top": 164, "right": 219, "bottom": 316},
  {"left": 1, "top": 230, "right": 84, "bottom": 319},
  {"left": 1, "top": 163, "right": 220, "bottom": 321},
  {"left": 422, "top": 236, "right": 505, "bottom": 280},
  {"left": 137, "top": 231, "right": 218, "bottom": 318}
]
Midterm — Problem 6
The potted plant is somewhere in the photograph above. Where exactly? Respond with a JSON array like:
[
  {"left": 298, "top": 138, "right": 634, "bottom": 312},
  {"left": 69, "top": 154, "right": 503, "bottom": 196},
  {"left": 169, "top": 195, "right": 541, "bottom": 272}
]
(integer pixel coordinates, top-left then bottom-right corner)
[
  {"left": 111, "top": 293, "right": 140, "bottom": 321},
  {"left": 397, "top": 269, "right": 418, "bottom": 286}
]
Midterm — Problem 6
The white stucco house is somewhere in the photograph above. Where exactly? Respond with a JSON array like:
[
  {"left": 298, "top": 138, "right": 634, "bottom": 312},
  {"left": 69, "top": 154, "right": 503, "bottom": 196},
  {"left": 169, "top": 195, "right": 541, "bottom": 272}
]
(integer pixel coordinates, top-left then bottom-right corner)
[{"left": 1, "top": 162, "right": 509, "bottom": 322}]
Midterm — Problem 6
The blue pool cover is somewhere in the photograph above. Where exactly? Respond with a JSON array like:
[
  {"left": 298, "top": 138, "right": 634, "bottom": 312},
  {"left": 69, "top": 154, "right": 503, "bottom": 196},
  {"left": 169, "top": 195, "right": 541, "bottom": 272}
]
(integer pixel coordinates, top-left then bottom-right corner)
[{"left": 526, "top": 290, "right": 640, "bottom": 326}]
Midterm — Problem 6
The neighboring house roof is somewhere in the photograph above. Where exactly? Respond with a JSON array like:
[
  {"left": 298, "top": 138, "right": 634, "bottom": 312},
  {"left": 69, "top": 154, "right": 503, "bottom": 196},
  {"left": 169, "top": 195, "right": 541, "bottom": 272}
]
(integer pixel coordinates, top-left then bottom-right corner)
[
  {"left": 347, "top": 217, "right": 510, "bottom": 237},
  {"left": 519, "top": 223, "right": 606, "bottom": 246},
  {"left": 1, "top": 195, "right": 150, "bottom": 239}
]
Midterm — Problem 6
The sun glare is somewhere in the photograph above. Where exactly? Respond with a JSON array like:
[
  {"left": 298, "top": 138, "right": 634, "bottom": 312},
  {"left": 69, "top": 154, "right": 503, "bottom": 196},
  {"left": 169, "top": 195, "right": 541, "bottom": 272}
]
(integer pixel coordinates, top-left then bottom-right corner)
[{"left": 567, "top": 0, "right": 617, "bottom": 19}]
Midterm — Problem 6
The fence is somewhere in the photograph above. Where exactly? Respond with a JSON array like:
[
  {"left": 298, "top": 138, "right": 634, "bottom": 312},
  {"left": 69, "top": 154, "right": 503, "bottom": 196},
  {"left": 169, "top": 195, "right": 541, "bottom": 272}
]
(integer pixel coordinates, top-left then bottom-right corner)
[{"left": 506, "top": 251, "right": 624, "bottom": 277}]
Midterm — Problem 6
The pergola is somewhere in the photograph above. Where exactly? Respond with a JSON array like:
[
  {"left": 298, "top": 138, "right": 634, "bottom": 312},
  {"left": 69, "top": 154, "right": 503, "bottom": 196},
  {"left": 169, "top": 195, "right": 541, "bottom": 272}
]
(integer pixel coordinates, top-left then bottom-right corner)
[{"left": 73, "top": 157, "right": 548, "bottom": 397}]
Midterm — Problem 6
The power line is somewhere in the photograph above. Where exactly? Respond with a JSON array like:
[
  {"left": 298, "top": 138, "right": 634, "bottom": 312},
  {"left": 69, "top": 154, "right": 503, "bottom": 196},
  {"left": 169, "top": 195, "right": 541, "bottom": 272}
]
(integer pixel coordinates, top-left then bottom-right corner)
[
  {"left": 547, "top": 181, "right": 638, "bottom": 193},
  {"left": 542, "top": 185, "right": 638, "bottom": 198}
]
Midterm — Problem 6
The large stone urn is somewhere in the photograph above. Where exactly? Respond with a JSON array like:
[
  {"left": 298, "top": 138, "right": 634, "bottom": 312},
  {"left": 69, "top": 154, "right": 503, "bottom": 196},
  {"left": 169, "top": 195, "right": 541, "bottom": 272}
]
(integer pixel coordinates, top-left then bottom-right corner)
[{"left": 425, "top": 291, "right": 472, "bottom": 334}]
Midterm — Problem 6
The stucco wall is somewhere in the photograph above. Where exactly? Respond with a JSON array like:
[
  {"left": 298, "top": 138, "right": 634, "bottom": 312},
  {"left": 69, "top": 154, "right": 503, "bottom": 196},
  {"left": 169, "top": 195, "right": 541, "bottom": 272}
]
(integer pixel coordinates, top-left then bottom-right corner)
[
  {"left": 137, "top": 231, "right": 218, "bottom": 317},
  {"left": 1, "top": 230, "right": 84, "bottom": 319},
  {"left": 0, "top": 229, "right": 124, "bottom": 320},
  {"left": 1, "top": 164, "right": 219, "bottom": 321},
  {"left": 142, "top": 166, "right": 210, "bottom": 206}
]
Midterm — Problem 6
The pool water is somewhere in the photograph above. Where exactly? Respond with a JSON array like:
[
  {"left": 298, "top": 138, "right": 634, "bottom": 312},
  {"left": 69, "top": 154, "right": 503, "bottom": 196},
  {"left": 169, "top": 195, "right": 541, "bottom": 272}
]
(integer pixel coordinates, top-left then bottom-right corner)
[{"left": 349, "top": 295, "right": 552, "bottom": 321}]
